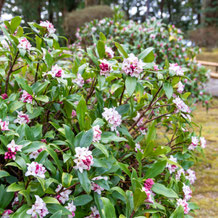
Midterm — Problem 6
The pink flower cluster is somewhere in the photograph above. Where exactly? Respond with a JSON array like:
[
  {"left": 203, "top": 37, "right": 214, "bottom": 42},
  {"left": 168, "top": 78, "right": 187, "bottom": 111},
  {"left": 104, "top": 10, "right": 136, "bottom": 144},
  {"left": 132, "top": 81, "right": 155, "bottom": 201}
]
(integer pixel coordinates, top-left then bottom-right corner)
[
  {"left": 4, "top": 140, "right": 23, "bottom": 160},
  {"left": 186, "top": 169, "right": 196, "bottom": 184},
  {"left": 173, "top": 97, "right": 191, "bottom": 113},
  {"left": 2, "top": 210, "right": 13, "bottom": 218},
  {"left": 105, "top": 46, "right": 114, "bottom": 58},
  {"left": 122, "top": 53, "right": 143, "bottom": 78},
  {"left": 99, "top": 59, "right": 111, "bottom": 77},
  {"left": 142, "top": 179, "right": 154, "bottom": 203},
  {"left": 20, "top": 90, "right": 33, "bottom": 104},
  {"left": 85, "top": 206, "right": 100, "bottom": 218},
  {"left": 40, "top": 20, "right": 56, "bottom": 36},
  {"left": 14, "top": 111, "right": 30, "bottom": 125},
  {"left": 47, "top": 64, "right": 65, "bottom": 78},
  {"left": 18, "top": 37, "right": 32, "bottom": 51},
  {"left": 26, "top": 195, "right": 49, "bottom": 218},
  {"left": 177, "top": 81, "right": 185, "bottom": 93},
  {"left": 73, "top": 74, "right": 84, "bottom": 87},
  {"left": 183, "top": 184, "right": 192, "bottom": 201},
  {"left": 74, "top": 147, "right": 94, "bottom": 173},
  {"left": 92, "top": 125, "right": 102, "bottom": 143},
  {"left": 102, "top": 107, "right": 122, "bottom": 131},
  {"left": 55, "top": 184, "right": 72, "bottom": 204},
  {"left": 135, "top": 143, "right": 144, "bottom": 153},
  {"left": 169, "top": 63, "right": 184, "bottom": 76},
  {"left": 30, "top": 148, "right": 45, "bottom": 159},
  {"left": 188, "top": 136, "right": 199, "bottom": 150},
  {"left": 176, "top": 198, "right": 190, "bottom": 214},
  {"left": 0, "top": 119, "right": 9, "bottom": 131},
  {"left": 72, "top": 110, "right": 77, "bottom": 118},
  {"left": 65, "top": 201, "right": 76, "bottom": 217},
  {"left": 1, "top": 93, "right": 8, "bottom": 99},
  {"left": 91, "top": 176, "right": 107, "bottom": 195},
  {"left": 166, "top": 155, "right": 178, "bottom": 174},
  {"left": 25, "top": 162, "right": 46, "bottom": 178}
]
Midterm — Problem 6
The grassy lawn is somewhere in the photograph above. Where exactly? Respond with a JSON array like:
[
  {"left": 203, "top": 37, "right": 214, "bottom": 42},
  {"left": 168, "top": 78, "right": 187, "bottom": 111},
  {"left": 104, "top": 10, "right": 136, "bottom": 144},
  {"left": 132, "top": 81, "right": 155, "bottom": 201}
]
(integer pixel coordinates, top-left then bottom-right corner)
[
  {"left": 191, "top": 99, "right": 218, "bottom": 217},
  {"left": 197, "top": 48, "right": 218, "bottom": 63}
]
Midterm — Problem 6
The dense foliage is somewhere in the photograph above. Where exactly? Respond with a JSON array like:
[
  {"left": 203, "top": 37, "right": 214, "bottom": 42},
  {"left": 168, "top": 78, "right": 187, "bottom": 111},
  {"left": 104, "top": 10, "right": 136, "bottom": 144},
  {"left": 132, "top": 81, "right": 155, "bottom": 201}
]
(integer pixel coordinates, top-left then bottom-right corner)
[
  {"left": 72, "top": 13, "right": 211, "bottom": 107},
  {"left": 0, "top": 17, "right": 207, "bottom": 218}
]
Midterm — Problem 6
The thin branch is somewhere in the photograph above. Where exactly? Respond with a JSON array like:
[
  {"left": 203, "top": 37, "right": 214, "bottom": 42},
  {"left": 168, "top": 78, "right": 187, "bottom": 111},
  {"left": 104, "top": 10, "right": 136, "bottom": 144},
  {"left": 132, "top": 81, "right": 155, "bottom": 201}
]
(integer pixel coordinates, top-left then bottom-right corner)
[{"left": 34, "top": 62, "right": 40, "bottom": 82}]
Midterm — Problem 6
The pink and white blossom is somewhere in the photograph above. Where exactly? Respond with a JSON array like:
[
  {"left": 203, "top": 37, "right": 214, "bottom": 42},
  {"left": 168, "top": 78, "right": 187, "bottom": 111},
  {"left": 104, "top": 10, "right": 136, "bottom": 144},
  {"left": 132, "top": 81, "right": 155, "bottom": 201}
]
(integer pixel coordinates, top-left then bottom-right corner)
[
  {"left": 188, "top": 136, "right": 199, "bottom": 150},
  {"left": 144, "top": 178, "right": 154, "bottom": 190},
  {"left": 1, "top": 39, "right": 9, "bottom": 49},
  {"left": 166, "top": 155, "right": 178, "bottom": 174},
  {"left": 20, "top": 90, "right": 33, "bottom": 104},
  {"left": 18, "top": 37, "right": 32, "bottom": 51},
  {"left": 73, "top": 74, "right": 84, "bottom": 87},
  {"left": 25, "top": 162, "right": 46, "bottom": 178},
  {"left": 186, "top": 169, "right": 196, "bottom": 184},
  {"left": 99, "top": 59, "right": 111, "bottom": 77},
  {"left": 92, "top": 125, "right": 102, "bottom": 142},
  {"left": 74, "top": 147, "right": 94, "bottom": 173},
  {"left": 183, "top": 184, "right": 192, "bottom": 201},
  {"left": 135, "top": 143, "right": 144, "bottom": 153},
  {"left": 7, "top": 140, "right": 22, "bottom": 152},
  {"left": 173, "top": 97, "right": 191, "bottom": 113},
  {"left": 65, "top": 201, "right": 76, "bottom": 217},
  {"left": 1, "top": 93, "right": 8, "bottom": 99},
  {"left": 176, "top": 168, "right": 185, "bottom": 180},
  {"left": 200, "top": 137, "right": 206, "bottom": 148},
  {"left": 56, "top": 184, "right": 72, "bottom": 204},
  {"left": 2, "top": 209, "right": 13, "bottom": 218},
  {"left": 0, "top": 119, "right": 9, "bottom": 131},
  {"left": 26, "top": 195, "right": 49, "bottom": 218},
  {"left": 169, "top": 63, "right": 184, "bottom": 76},
  {"left": 102, "top": 107, "right": 122, "bottom": 131},
  {"left": 30, "top": 148, "right": 45, "bottom": 159},
  {"left": 105, "top": 46, "right": 114, "bottom": 58},
  {"left": 177, "top": 81, "right": 184, "bottom": 93},
  {"left": 176, "top": 198, "right": 190, "bottom": 214},
  {"left": 142, "top": 187, "right": 154, "bottom": 203},
  {"left": 47, "top": 64, "right": 65, "bottom": 78},
  {"left": 91, "top": 176, "right": 107, "bottom": 195},
  {"left": 14, "top": 111, "right": 30, "bottom": 124},
  {"left": 40, "top": 20, "right": 56, "bottom": 36},
  {"left": 71, "top": 110, "right": 77, "bottom": 118},
  {"left": 122, "top": 53, "right": 144, "bottom": 78},
  {"left": 85, "top": 206, "right": 100, "bottom": 218}
]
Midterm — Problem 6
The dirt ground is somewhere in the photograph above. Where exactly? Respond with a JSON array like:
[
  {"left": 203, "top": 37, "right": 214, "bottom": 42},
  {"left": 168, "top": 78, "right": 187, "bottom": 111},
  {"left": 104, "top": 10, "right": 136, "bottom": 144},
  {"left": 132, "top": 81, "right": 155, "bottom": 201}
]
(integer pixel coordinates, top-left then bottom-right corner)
[{"left": 191, "top": 99, "right": 218, "bottom": 217}]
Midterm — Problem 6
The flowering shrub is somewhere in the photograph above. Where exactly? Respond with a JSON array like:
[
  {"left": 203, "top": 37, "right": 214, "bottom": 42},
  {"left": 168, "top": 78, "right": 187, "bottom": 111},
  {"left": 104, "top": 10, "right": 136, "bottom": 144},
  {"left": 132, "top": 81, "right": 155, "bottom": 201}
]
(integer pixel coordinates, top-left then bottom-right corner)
[
  {"left": 72, "top": 12, "right": 211, "bottom": 106},
  {"left": 0, "top": 17, "right": 206, "bottom": 217}
]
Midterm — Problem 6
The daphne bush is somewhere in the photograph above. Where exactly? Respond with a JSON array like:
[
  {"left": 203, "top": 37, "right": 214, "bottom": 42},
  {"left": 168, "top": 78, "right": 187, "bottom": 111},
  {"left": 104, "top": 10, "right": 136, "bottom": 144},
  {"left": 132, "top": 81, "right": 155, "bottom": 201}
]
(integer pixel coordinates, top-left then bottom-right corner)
[
  {"left": 0, "top": 17, "right": 206, "bottom": 218},
  {"left": 72, "top": 10, "right": 211, "bottom": 107}
]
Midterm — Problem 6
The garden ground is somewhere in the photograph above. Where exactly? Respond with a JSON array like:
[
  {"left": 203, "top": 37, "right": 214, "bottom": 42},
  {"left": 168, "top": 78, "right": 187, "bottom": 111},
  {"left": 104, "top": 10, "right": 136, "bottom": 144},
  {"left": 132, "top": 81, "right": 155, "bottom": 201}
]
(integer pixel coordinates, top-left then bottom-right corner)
[{"left": 192, "top": 99, "right": 218, "bottom": 217}]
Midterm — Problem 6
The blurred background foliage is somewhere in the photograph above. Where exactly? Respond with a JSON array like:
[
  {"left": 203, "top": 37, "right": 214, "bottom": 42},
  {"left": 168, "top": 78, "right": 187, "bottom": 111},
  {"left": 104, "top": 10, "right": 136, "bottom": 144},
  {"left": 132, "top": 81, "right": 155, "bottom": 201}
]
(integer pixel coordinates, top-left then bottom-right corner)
[{"left": 0, "top": 0, "right": 218, "bottom": 48}]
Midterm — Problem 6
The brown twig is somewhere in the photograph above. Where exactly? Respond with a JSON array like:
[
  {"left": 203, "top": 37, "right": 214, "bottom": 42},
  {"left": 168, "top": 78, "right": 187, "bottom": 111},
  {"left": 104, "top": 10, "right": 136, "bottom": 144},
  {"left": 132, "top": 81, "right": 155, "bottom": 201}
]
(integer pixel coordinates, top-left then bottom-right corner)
[{"left": 34, "top": 62, "right": 40, "bottom": 82}]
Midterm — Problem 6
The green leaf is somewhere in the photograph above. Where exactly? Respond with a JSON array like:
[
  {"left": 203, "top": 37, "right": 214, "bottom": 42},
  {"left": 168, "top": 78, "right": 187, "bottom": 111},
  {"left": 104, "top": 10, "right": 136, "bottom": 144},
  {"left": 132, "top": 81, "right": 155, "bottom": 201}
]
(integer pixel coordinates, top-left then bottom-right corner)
[
  {"left": 125, "top": 76, "right": 137, "bottom": 96},
  {"left": 97, "top": 40, "right": 105, "bottom": 58},
  {"left": 35, "top": 95, "right": 49, "bottom": 103},
  {"left": 163, "top": 82, "right": 173, "bottom": 99},
  {"left": 9, "top": 101, "right": 24, "bottom": 113},
  {"left": 76, "top": 96, "right": 87, "bottom": 130},
  {"left": 169, "top": 205, "right": 184, "bottom": 218},
  {"left": 0, "top": 185, "right": 14, "bottom": 209},
  {"left": 10, "top": 204, "right": 30, "bottom": 218},
  {"left": 43, "top": 197, "right": 60, "bottom": 204},
  {"left": 145, "top": 160, "right": 167, "bottom": 179},
  {"left": 99, "top": 32, "right": 107, "bottom": 42},
  {"left": 101, "top": 197, "right": 116, "bottom": 218},
  {"left": 7, "top": 182, "right": 25, "bottom": 192},
  {"left": 138, "top": 47, "right": 154, "bottom": 62},
  {"left": 118, "top": 162, "right": 131, "bottom": 177},
  {"left": 44, "top": 50, "right": 53, "bottom": 68},
  {"left": 116, "top": 104, "right": 130, "bottom": 115},
  {"left": 62, "top": 172, "right": 73, "bottom": 188},
  {"left": 146, "top": 121, "right": 156, "bottom": 145},
  {"left": 133, "top": 188, "right": 147, "bottom": 210},
  {"left": 46, "top": 147, "right": 63, "bottom": 173},
  {"left": 77, "top": 170, "right": 91, "bottom": 193},
  {"left": 93, "top": 142, "right": 109, "bottom": 157},
  {"left": 80, "top": 129, "right": 93, "bottom": 147},
  {"left": 126, "top": 190, "right": 134, "bottom": 218},
  {"left": 111, "top": 187, "right": 127, "bottom": 200},
  {"left": 101, "top": 132, "right": 127, "bottom": 143},
  {"left": 0, "top": 170, "right": 10, "bottom": 178},
  {"left": 50, "top": 211, "right": 62, "bottom": 218},
  {"left": 152, "top": 183, "right": 178, "bottom": 198},
  {"left": 115, "top": 42, "right": 128, "bottom": 58},
  {"left": 74, "top": 194, "right": 93, "bottom": 206},
  {"left": 63, "top": 124, "right": 74, "bottom": 151},
  {"left": 11, "top": 16, "right": 21, "bottom": 33},
  {"left": 14, "top": 76, "right": 33, "bottom": 94}
]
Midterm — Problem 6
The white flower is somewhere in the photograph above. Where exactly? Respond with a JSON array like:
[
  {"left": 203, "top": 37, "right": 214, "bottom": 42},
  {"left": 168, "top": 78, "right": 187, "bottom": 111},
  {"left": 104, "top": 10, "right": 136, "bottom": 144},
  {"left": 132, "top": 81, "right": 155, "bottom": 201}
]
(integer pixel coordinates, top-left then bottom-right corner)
[
  {"left": 186, "top": 169, "right": 196, "bottom": 184},
  {"left": 1, "top": 39, "right": 9, "bottom": 49},
  {"left": 133, "top": 112, "right": 143, "bottom": 127},
  {"left": 20, "top": 90, "right": 33, "bottom": 104},
  {"left": 47, "top": 64, "right": 65, "bottom": 78},
  {"left": 92, "top": 125, "right": 102, "bottom": 143},
  {"left": 177, "top": 81, "right": 184, "bottom": 93},
  {"left": 26, "top": 195, "right": 49, "bottom": 218},
  {"left": 74, "top": 147, "right": 94, "bottom": 173},
  {"left": 183, "top": 184, "right": 192, "bottom": 201},
  {"left": 142, "top": 187, "right": 154, "bottom": 203},
  {"left": 91, "top": 176, "right": 107, "bottom": 195},
  {"left": 102, "top": 107, "right": 122, "bottom": 131},
  {"left": 188, "top": 136, "right": 199, "bottom": 150},
  {"left": 169, "top": 63, "right": 184, "bottom": 76},
  {"left": 85, "top": 206, "right": 100, "bottom": 218},
  {"left": 176, "top": 199, "right": 190, "bottom": 214},
  {"left": 200, "top": 137, "right": 206, "bottom": 148},
  {"left": 173, "top": 97, "right": 191, "bottom": 113},
  {"left": 176, "top": 168, "right": 185, "bottom": 180},
  {"left": 40, "top": 20, "right": 56, "bottom": 36},
  {"left": 73, "top": 74, "right": 84, "bottom": 87},
  {"left": 166, "top": 155, "right": 178, "bottom": 174},
  {"left": 135, "top": 143, "right": 144, "bottom": 153},
  {"left": 122, "top": 53, "right": 144, "bottom": 78},
  {"left": 25, "top": 162, "right": 46, "bottom": 178},
  {"left": 56, "top": 184, "right": 72, "bottom": 204},
  {"left": 0, "top": 119, "right": 9, "bottom": 131},
  {"left": 14, "top": 111, "right": 30, "bottom": 125},
  {"left": 7, "top": 140, "right": 22, "bottom": 152},
  {"left": 105, "top": 46, "right": 114, "bottom": 58},
  {"left": 18, "top": 37, "right": 31, "bottom": 51},
  {"left": 65, "top": 201, "right": 76, "bottom": 217},
  {"left": 30, "top": 148, "right": 45, "bottom": 159}
]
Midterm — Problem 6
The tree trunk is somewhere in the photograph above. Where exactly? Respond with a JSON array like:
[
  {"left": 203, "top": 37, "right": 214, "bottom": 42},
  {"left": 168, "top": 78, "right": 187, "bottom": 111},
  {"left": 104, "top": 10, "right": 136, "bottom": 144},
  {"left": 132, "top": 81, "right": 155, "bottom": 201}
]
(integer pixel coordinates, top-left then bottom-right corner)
[
  {"left": 201, "top": 0, "right": 209, "bottom": 26},
  {"left": 167, "top": 0, "right": 172, "bottom": 23},
  {"left": 146, "top": 0, "right": 150, "bottom": 19},
  {"left": 48, "top": 0, "right": 53, "bottom": 23},
  {"left": 160, "top": 0, "right": 165, "bottom": 19},
  {"left": 0, "top": 0, "right": 5, "bottom": 16}
]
